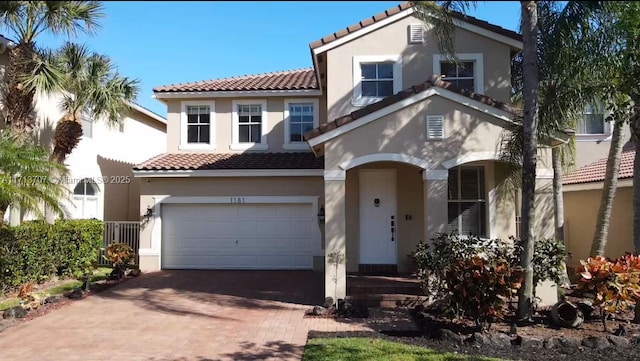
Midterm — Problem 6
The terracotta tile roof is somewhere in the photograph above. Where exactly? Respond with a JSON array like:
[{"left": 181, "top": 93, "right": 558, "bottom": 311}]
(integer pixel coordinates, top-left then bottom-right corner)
[
  {"left": 304, "top": 74, "right": 521, "bottom": 142},
  {"left": 153, "top": 68, "right": 318, "bottom": 93},
  {"left": 133, "top": 152, "right": 324, "bottom": 171},
  {"left": 563, "top": 146, "right": 635, "bottom": 185},
  {"left": 309, "top": 2, "right": 522, "bottom": 50}
]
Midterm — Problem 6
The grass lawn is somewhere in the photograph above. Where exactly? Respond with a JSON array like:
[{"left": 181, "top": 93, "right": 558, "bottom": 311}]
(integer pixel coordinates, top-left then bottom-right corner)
[
  {"left": 303, "top": 337, "right": 504, "bottom": 361},
  {"left": 0, "top": 267, "right": 113, "bottom": 311}
]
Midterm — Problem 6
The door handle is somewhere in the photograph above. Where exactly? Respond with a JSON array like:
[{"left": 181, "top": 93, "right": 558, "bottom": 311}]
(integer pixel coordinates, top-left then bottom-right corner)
[{"left": 390, "top": 215, "right": 395, "bottom": 242}]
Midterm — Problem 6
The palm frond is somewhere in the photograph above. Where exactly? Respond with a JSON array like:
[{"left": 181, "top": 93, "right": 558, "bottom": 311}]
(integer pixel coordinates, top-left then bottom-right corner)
[
  {"left": 411, "top": 1, "right": 478, "bottom": 60},
  {"left": 0, "top": 130, "right": 70, "bottom": 220}
]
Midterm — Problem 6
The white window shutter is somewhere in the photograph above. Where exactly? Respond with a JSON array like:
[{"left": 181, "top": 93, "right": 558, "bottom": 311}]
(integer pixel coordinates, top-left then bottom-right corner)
[
  {"left": 408, "top": 24, "right": 425, "bottom": 44},
  {"left": 426, "top": 115, "right": 444, "bottom": 139}
]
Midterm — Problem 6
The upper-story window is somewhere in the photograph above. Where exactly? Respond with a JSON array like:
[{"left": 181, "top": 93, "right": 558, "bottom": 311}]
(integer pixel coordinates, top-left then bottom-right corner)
[
  {"left": 440, "top": 61, "right": 475, "bottom": 92},
  {"left": 577, "top": 104, "right": 606, "bottom": 135},
  {"left": 284, "top": 99, "right": 319, "bottom": 150},
  {"left": 352, "top": 55, "right": 403, "bottom": 106},
  {"left": 433, "top": 54, "right": 484, "bottom": 94},
  {"left": 180, "top": 100, "right": 215, "bottom": 150},
  {"left": 231, "top": 99, "right": 268, "bottom": 151},
  {"left": 81, "top": 116, "right": 93, "bottom": 138}
]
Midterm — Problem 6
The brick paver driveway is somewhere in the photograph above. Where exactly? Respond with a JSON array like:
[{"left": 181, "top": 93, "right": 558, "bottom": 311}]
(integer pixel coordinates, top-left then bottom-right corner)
[{"left": 0, "top": 270, "right": 326, "bottom": 361}]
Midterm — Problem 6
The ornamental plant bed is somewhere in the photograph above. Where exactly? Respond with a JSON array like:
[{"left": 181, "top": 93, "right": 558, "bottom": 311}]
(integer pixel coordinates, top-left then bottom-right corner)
[{"left": 1, "top": 271, "right": 137, "bottom": 332}]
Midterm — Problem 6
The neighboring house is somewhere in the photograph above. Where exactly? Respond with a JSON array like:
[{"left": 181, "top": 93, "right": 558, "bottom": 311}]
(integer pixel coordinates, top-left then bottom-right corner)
[
  {"left": 30, "top": 94, "right": 167, "bottom": 223},
  {"left": 563, "top": 143, "right": 634, "bottom": 267},
  {"left": 0, "top": 34, "right": 167, "bottom": 226},
  {"left": 133, "top": 2, "right": 571, "bottom": 301}
]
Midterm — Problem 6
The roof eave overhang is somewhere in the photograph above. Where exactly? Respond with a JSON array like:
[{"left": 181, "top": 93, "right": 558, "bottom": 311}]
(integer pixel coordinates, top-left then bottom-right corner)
[
  {"left": 152, "top": 89, "right": 322, "bottom": 99},
  {"left": 132, "top": 169, "right": 324, "bottom": 178},
  {"left": 309, "top": 7, "right": 522, "bottom": 57},
  {"left": 305, "top": 87, "right": 519, "bottom": 150}
]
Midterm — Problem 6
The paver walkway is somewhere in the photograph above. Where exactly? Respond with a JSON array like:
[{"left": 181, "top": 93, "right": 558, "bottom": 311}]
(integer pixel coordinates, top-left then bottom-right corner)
[{"left": 0, "top": 270, "right": 417, "bottom": 361}]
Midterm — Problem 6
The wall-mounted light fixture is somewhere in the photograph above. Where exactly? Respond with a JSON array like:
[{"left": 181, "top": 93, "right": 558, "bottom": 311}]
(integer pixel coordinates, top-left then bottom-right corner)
[
  {"left": 317, "top": 206, "right": 325, "bottom": 223},
  {"left": 144, "top": 206, "right": 153, "bottom": 220},
  {"left": 374, "top": 198, "right": 380, "bottom": 207}
]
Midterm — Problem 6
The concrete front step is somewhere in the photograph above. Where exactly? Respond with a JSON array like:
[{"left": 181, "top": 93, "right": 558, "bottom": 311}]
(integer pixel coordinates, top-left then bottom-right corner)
[
  {"left": 348, "top": 293, "right": 429, "bottom": 308},
  {"left": 347, "top": 285, "right": 424, "bottom": 296}
]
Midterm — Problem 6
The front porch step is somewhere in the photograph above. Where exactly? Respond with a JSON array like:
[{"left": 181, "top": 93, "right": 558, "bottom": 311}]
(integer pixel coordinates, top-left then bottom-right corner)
[
  {"left": 348, "top": 285, "right": 424, "bottom": 296},
  {"left": 348, "top": 293, "right": 429, "bottom": 309}
]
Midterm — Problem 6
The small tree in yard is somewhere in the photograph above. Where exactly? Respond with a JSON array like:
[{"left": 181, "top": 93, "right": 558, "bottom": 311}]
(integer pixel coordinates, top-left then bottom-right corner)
[{"left": 327, "top": 250, "right": 345, "bottom": 307}]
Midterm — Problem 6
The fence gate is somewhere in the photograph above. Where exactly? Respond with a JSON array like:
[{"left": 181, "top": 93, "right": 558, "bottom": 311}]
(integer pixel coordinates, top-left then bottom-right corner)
[{"left": 100, "top": 221, "right": 140, "bottom": 266}]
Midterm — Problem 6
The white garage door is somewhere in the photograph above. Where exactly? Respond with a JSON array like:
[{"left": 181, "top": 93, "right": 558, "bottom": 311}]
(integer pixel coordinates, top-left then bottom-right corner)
[{"left": 162, "top": 203, "right": 314, "bottom": 269}]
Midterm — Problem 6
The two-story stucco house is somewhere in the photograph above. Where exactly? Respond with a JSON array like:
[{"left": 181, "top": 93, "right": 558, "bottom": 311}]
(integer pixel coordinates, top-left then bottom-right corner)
[
  {"left": 134, "top": 2, "right": 576, "bottom": 300},
  {"left": 0, "top": 33, "right": 168, "bottom": 225}
]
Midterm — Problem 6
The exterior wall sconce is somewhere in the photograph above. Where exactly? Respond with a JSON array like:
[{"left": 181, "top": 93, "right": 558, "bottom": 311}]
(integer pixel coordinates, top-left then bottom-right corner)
[
  {"left": 374, "top": 198, "right": 380, "bottom": 207},
  {"left": 317, "top": 206, "right": 325, "bottom": 223},
  {"left": 144, "top": 206, "right": 153, "bottom": 220}
]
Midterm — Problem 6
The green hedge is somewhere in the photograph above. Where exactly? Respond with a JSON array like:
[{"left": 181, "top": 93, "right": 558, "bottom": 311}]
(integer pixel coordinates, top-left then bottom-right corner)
[{"left": 0, "top": 219, "right": 103, "bottom": 292}]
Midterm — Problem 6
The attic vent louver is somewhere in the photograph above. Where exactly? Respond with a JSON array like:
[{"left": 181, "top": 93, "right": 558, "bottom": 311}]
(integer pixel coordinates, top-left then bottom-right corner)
[
  {"left": 426, "top": 115, "right": 444, "bottom": 139},
  {"left": 408, "top": 24, "right": 425, "bottom": 44}
]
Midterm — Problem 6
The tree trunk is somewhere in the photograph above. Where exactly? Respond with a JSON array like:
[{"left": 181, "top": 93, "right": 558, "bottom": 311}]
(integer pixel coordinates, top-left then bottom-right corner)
[
  {"left": 517, "top": 0, "right": 539, "bottom": 322},
  {"left": 552, "top": 146, "right": 571, "bottom": 289},
  {"left": 630, "top": 106, "right": 640, "bottom": 324},
  {"left": 3, "top": 43, "right": 38, "bottom": 133},
  {"left": 590, "top": 121, "right": 625, "bottom": 257},
  {"left": 633, "top": 106, "right": 640, "bottom": 253}
]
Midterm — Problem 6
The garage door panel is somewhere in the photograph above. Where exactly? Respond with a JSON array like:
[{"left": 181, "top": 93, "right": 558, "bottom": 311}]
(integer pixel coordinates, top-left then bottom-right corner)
[{"left": 162, "top": 203, "right": 314, "bottom": 270}]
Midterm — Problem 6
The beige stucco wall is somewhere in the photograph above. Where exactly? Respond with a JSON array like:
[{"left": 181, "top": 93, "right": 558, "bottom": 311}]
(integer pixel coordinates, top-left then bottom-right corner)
[
  {"left": 324, "top": 14, "right": 513, "bottom": 122},
  {"left": 324, "top": 95, "right": 514, "bottom": 170},
  {"left": 165, "top": 96, "right": 323, "bottom": 153},
  {"left": 564, "top": 185, "right": 633, "bottom": 268}
]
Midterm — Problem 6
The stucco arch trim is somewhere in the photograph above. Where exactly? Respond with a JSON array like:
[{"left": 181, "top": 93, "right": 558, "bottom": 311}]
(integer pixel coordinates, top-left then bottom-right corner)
[
  {"left": 339, "top": 153, "right": 430, "bottom": 171},
  {"left": 441, "top": 151, "right": 501, "bottom": 169}
]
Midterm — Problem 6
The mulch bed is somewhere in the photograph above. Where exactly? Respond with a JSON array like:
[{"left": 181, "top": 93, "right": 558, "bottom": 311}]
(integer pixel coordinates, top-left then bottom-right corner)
[
  {"left": 308, "top": 329, "right": 640, "bottom": 361},
  {"left": 306, "top": 290, "right": 640, "bottom": 361},
  {"left": 1, "top": 275, "right": 135, "bottom": 330}
]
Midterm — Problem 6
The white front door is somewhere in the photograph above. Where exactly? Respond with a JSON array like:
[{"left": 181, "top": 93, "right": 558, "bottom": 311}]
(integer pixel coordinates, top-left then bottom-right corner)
[{"left": 359, "top": 170, "right": 397, "bottom": 264}]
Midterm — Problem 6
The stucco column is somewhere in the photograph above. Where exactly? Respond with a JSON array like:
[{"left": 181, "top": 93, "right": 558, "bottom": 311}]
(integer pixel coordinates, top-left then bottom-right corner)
[
  {"left": 423, "top": 170, "right": 449, "bottom": 241},
  {"left": 324, "top": 170, "right": 347, "bottom": 302}
]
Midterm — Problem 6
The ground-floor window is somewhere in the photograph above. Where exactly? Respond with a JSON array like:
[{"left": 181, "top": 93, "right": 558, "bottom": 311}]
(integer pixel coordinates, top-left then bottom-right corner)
[{"left": 447, "top": 166, "right": 486, "bottom": 237}]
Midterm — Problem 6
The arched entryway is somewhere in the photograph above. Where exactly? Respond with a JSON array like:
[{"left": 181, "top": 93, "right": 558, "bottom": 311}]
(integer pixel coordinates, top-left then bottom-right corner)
[{"left": 72, "top": 178, "right": 99, "bottom": 219}]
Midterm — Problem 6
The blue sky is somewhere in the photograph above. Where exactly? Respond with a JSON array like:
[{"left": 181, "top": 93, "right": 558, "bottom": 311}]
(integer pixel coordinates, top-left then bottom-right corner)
[{"left": 31, "top": 1, "right": 522, "bottom": 117}]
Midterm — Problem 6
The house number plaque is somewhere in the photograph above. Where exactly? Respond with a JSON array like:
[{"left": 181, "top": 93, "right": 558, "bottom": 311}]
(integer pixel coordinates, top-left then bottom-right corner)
[{"left": 230, "top": 197, "right": 245, "bottom": 204}]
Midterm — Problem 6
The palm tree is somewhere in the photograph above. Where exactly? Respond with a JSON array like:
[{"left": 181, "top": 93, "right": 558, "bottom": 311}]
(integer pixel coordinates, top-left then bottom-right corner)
[
  {"left": 51, "top": 42, "right": 139, "bottom": 163},
  {"left": 0, "top": 1, "right": 103, "bottom": 133},
  {"left": 585, "top": 2, "right": 640, "bottom": 258},
  {"left": 503, "top": 2, "right": 609, "bottom": 282},
  {"left": 412, "top": 0, "right": 539, "bottom": 320},
  {"left": 0, "top": 131, "right": 70, "bottom": 226}
]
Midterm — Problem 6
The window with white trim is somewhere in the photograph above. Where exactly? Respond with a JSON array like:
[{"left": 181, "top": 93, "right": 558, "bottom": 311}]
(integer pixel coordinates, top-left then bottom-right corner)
[
  {"left": 447, "top": 166, "right": 486, "bottom": 237},
  {"left": 433, "top": 54, "right": 484, "bottom": 94},
  {"left": 352, "top": 55, "right": 403, "bottom": 106},
  {"left": 231, "top": 99, "right": 268, "bottom": 150},
  {"left": 284, "top": 99, "right": 319, "bottom": 150},
  {"left": 186, "top": 105, "right": 211, "bottom": 143},
  {"left": 180, "top": 100, "right": 215, "bottom": 150},
  {"left": 577, "top": 104, "right": 606, "bottom": 135},
  {"left": 81, "top": 116, "right": 93, "bottom": 138},
  {"left": 440, "top": 61, "right": 475, "bottom": 91}
]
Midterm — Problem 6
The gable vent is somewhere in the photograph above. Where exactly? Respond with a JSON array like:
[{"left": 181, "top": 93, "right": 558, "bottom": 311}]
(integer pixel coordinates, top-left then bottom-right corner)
[
  {"left": 408, "top": 24, "right": 425, "bottom": 44},
  {"left": 426, "top": 115, "right": 444, "bottom": 139}
]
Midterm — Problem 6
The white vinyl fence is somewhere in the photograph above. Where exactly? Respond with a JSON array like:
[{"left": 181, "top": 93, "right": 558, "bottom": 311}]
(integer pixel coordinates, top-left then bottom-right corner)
[{"left": 99, "top": 221, "right": 140, "bottom": 266}]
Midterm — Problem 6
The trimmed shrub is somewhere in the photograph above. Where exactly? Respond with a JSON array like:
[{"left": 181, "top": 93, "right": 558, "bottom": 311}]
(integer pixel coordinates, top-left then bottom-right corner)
[
  {"left": 0, "top": 219, "right": 103, "bottom": 292},
  {"left": 104, "top": 242, "right": 134, "bottom": 279},
  {"left": 576, "top": 254, "right": 640, "bottom": 331},
  {"left": 408, "top": 232, "right": 567, "bottom": 328}
]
